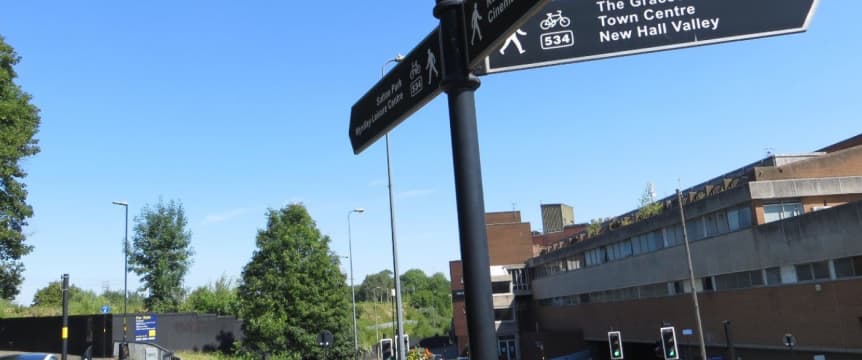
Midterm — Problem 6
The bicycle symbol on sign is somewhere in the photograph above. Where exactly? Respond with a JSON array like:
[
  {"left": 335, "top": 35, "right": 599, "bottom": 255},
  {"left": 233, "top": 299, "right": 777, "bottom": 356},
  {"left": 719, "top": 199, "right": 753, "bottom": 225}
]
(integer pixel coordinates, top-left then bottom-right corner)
[
  {"left": 539, "top": 10, "right": 571, "bottom": 30},
  {"left": 409, "top": 61, "right": 421, "bottom": 80}
]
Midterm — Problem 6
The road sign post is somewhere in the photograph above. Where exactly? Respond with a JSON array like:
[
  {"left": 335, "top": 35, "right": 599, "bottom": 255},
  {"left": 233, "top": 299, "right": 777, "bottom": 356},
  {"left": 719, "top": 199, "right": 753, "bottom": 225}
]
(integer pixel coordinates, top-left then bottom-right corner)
[
  {"left": 434, "top": 0, "right": 548, "bottom": 359},
  {"left": 478, "top": 0, "right": 820, "bottom": 74}
]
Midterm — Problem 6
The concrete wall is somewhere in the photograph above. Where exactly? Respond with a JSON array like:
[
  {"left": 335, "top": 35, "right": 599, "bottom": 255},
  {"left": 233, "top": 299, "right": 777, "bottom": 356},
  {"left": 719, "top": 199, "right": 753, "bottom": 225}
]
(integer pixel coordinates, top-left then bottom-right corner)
[
  {"left": 756, "top": 144, "right": 862, "bottom": 181},
  {"left": 749, "top": 176, "right": 862, "bottom": 200}
]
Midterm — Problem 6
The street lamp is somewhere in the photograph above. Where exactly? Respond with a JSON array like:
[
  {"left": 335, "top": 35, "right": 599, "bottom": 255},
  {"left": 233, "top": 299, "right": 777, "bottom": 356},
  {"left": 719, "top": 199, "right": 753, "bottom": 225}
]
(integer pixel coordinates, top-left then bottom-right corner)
[
  {"left": 111, "top": 201, "right": 129, "bottom": 342},
  {"left": 348, "top": 208, "right": 365, "bottom": 360},
  {"left": 382, "top": 54, "right": 409, "bottom": 360}
]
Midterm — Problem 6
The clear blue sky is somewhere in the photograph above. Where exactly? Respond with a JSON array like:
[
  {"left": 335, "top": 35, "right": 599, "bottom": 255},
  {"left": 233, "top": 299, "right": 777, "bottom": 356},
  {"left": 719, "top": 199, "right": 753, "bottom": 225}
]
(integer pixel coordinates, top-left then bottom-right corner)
[{"left": 1, "top": 1, "right": 859, "bottom": 306}]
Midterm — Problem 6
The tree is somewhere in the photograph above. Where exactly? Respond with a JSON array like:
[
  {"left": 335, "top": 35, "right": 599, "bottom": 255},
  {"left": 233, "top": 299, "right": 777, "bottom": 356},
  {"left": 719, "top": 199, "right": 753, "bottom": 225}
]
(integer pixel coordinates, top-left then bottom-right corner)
[
  {"left": 356, "top": 270, "right": 393, "bottom": 302},
  {"left": 129, "top": 199, "right": 193, "bottom": 312},
  {"left": 637, "top": 182, "right": 663, "bottom": 220},
  {"left": 182, "top": 275, "right": 238, "bottom": 316},
  {"left": 0, "top": 35, "right": 41, "bottom": 300},
  {"left": 237, "top": 204, "right": 352, "bottom": 359},
  {"left": 32, "top": 280, "right": 83, "bottom": 307}
]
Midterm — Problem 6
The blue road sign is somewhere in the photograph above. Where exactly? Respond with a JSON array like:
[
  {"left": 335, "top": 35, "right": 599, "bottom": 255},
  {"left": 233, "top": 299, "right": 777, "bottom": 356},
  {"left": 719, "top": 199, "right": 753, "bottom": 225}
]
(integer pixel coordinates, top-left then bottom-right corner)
[{"left": 101, "top": 305, "right": 110, "bottom": 314}]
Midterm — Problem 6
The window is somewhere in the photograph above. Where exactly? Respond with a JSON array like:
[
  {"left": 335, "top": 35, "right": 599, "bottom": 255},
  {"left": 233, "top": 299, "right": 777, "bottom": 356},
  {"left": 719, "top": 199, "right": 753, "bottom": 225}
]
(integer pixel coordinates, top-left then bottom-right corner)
[
  {"left": 509, "top": 268, "right": 528, "bottom": 291},
  {"left": 586, "top": 248, "right": 606, "bottom": 267},
  {"left": 702, "top": 277, "right": 714, "bottom": 291},
  {"left": 492, "top": 281, "right": 510, "bottom": 294},
  {"left": 766, "top": 267, "right": 782, "bottom": 285},
  {"left": 728, "top": 208, "right": 741, "bottom": 231},
  {"left": 764, "top": 201, "right": 804, "bottom": 223},
  {"left": 686, "top": 218, "right": 705, "bottom": 241},
  {"left": 650, "top": 230, "right": 664, "bottom": 250},
  {"left": 834, "top": 257, "right": 857, "bottom": 278},
  {"left": 738, "top": 206, "right": 753, "bottom": 228},
  {"left": 632, "top": 236, "right": 643, "bottom": 254},
  {"left": 494, "top": 308, "right": 514, "bottom": 321},
  {"left": 664, "top": 225, "right": 683, "bottom": 247},
  {"left": 704, "top": 212, "right": 727, "bottom": 237},
  {"left": 795, "top": 261, "right": 831, "bottom": 282},
  {"left": 640, "top": 283, "right": 669, "bottom": 298},
  {"left": 566, "top": 257, "right": 582, "bottom": 272},
  {"left": 715, "top": 270, "right": 763, "bottom": 290},
  {"left": 620, "top": 240, "right": 633, "bottom": 258}
]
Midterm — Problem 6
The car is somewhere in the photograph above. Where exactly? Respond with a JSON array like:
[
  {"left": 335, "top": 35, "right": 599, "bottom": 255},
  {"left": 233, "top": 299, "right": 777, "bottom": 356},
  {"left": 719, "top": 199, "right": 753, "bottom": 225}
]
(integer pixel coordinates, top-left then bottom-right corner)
[{"left": 0, "top": 354, "right": 59, "bottom": 360}]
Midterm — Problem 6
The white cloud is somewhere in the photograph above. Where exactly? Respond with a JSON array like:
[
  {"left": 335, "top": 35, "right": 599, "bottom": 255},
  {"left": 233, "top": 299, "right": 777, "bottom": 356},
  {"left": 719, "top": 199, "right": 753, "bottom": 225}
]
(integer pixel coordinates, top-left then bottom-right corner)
[{"left": 204, "top": 208, "right": 252, "bottom": 224}]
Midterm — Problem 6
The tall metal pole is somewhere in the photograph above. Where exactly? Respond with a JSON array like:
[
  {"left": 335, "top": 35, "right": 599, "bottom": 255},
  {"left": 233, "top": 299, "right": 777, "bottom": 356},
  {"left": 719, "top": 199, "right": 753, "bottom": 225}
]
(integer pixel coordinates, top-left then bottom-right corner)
[
  {"left": 435, "top": 1, "right": 497, "bottom": 359},
  {"left": 348, "top": 209, "right": 364, "bottom": 360},
  {"left": 62, "top": 273, "right": 69, "bottom": 360},
  {"left": 676, "top": 189, "right": 708, "bottom": 360},
  {"left": 113, "top": 201, "right": 129, "bottom": 343},
  {"left": 382, "top": 55, "right": 407, "bottom": 360}
]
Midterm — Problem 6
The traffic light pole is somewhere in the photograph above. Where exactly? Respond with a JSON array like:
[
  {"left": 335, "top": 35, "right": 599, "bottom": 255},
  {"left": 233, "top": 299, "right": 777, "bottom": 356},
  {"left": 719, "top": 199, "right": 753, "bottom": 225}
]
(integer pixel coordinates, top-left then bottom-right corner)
[{"left": 435, "top": 1, "right": 497, "bottom": 360}]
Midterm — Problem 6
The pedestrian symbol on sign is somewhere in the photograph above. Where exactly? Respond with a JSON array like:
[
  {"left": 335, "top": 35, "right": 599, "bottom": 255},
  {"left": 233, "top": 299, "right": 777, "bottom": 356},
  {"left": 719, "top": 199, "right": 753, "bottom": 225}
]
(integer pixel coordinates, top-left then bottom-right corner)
[
  {"left": 470, "top": 3, "right": 483, "bottom": 45},
  {"left": 500, "top": 29, "right": 528, "bottom": 55},
  {"left": 425, "top": 48, "right": 438, "bottom": 85}
]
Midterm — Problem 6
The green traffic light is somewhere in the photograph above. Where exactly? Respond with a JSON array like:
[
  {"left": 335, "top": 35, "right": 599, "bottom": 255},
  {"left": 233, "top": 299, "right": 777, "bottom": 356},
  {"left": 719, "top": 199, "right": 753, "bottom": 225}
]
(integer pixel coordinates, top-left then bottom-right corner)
[
  {"left": 613, "top": 350, "right": 620, "bottom": 356},
  {"left": 669, "top": 350, "right": 675, "bottom": 357}
]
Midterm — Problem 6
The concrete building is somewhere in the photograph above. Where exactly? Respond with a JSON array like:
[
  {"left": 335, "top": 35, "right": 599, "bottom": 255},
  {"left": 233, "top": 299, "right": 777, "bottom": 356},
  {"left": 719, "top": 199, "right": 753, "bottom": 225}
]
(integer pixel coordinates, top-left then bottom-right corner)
[{"left": 450, "top": 134, "right": 862, "bottom": 360}]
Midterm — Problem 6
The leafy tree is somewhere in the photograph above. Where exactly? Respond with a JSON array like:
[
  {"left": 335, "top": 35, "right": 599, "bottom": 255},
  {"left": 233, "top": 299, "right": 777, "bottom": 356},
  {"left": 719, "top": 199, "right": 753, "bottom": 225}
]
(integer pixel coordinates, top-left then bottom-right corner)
[
  {"left": 637, "top": 182, "right": 663, "bottom": 220},
  {"left": 100, "top": 288, "right": 146, "bottom": 314},
  {"left": 32, "top": 280, "right": 83, "bottom": 307},
  {"left": 0, "top": 35, "right": 41, "bottom": 300},
  {"left": 356, "top": 270, "right": 393, "bottom": 302},
  {"left": 129, "top": 199, "right": 193, "bottom": 312},
  {"left": 182, "top": 275, "right": 238, "bottom": 316},
  {"left": 237, "top": 204, "right": 352, "bottom": 359}
]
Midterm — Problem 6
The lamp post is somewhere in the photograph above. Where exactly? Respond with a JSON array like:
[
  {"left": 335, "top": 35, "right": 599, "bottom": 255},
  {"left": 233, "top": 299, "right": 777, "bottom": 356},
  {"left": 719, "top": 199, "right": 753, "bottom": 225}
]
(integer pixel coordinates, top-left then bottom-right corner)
[
  {"left": 348, "top": 208, "right": 365, "bottom": 360},
  {"left": 382, "top": 54, "right": 408, "bottom": 360},
  {"left": 111, "top": 201, "right": 129, "bottom": 342}
]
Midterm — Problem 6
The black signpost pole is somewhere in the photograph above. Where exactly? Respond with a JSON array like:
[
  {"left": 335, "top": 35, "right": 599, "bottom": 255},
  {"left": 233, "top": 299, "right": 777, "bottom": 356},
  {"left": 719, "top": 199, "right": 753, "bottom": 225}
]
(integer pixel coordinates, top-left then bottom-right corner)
[
  {"left": 435, "top": 1, "right": 496, "bottom": 360},
  {"left": 61, "top": 273, "right": 69, "bottom": 360}
]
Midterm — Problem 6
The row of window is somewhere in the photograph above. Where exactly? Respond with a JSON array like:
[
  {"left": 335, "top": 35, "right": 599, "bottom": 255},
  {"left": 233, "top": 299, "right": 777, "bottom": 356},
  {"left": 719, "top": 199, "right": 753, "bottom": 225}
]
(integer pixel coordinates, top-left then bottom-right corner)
[
  {"left": 537, "top": 255, "right": 861, "bottom": 307},
  {"left": 534, "top": 204, "right": 754, "bottom": 278}
]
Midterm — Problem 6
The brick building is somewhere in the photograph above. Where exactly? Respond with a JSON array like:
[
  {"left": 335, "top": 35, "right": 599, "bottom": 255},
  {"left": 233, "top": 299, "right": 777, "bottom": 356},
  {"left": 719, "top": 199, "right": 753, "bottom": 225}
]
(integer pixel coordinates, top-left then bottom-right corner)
[{"left": 450, "top": 134, "right": 862, "bottom": 360}]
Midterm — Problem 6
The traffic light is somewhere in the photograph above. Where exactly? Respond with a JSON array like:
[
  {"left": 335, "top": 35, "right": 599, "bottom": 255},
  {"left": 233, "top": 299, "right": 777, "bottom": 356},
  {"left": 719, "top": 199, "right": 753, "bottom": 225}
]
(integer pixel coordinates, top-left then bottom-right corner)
[
  {"left": 380, "top": 338, "right": 393, "bottom": 360},
  {"left": 660, "top": 326, "right": 679, "bottom": 359},
  {"left": 607, "top": 331, "right": 623, "bottom": 359}
]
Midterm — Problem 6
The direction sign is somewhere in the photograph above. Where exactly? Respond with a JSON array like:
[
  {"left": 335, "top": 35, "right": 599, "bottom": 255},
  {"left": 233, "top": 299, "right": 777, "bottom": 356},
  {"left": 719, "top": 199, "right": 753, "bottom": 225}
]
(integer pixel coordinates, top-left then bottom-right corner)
[
  {"left": 349, "top": 28, "right": 442, "bottom": 154},
  {"left": 100, "top": 305, "right": 110, "bottom": 314},
  {"left": 464, "top": 0, "right": 551, "bottom": 67},
  {"left": 478, "top": 0, "right": 819, "bottom": 74}
]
